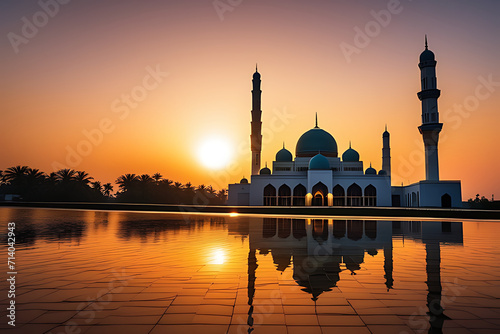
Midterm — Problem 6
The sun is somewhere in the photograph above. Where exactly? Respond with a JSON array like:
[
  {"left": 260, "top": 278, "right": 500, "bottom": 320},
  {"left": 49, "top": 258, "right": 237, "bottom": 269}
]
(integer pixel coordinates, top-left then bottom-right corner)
[{"left": 197, "top": 137, "right": 233, "bottom": 169}]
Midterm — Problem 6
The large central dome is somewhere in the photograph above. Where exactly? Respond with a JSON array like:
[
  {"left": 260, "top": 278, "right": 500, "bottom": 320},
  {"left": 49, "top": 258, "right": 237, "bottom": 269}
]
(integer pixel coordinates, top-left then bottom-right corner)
[{"left": 296, "top": 127, "right": 338, "bottom": 158}]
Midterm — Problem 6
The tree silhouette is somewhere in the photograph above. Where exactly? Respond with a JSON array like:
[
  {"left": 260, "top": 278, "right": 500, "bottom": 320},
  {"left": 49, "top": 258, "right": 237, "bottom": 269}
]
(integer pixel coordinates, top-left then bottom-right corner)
[
  {"left": 3, "top": 165, "right": 29, "bottom": 184},
  {"left": 55, "top": 169, "right": 76, "bottom": 183},
  {"left": 0, "top": 165, "right": 227, "bottom": 205},
  {"left": 115, "top": 174, "right": 139, "bottom": 192},
  {"left": 75, "top": 171, "right": 93, "bottom": 185},
  {"left": 103, "top": 183, "right": 113, "bottom": 197},
  {"left": 153, "top": 173, "right": 163, "bottom": 184}
]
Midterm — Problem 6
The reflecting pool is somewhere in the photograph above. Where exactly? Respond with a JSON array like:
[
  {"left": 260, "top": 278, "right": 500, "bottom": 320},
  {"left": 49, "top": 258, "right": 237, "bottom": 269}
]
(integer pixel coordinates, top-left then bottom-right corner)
[{"left": 1, "top": 207, "right": 499, "bottom": 334}]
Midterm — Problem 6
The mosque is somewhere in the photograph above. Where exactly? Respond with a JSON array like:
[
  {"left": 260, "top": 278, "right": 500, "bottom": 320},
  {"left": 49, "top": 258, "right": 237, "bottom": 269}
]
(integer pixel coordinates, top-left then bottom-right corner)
[{"left": 227, "top": 38, "right": 462, "bottom": 208}]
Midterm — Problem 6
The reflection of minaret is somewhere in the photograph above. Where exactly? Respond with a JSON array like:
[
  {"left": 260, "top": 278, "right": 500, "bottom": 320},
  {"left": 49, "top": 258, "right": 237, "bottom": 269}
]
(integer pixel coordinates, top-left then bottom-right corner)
[
  {"left": 251, "top": 65, "right": 262, "bottom": 175},
  {"left": 418, "top": 36, "right": 443, "bottom": 181},
  {"left": 384, "top": 242, "right": 394, "bottom": 290},
  {"left": 246, "top": 248, "right": 257, "bottom": 332},
  {"left": 425, "top": 238, "right": 449, "bottom": 332},
  {"left": 382, "top": 125, "right": 391, "bottom": 176}
]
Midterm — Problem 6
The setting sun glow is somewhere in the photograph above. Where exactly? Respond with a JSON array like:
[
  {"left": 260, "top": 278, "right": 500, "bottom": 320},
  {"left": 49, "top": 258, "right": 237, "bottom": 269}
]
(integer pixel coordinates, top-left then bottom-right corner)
[{"left": 198, "top": 138, "right": 232, "bottom": 169}]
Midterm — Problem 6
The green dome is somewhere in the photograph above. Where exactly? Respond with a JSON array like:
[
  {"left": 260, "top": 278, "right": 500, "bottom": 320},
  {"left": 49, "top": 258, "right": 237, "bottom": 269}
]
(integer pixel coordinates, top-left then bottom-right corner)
[
  {"left": 260, "top": 167, "right": 271, "bottom": 175},
  {"left": 276, "top": 148, "right": 293, "bottom": 162},
  {"left": 342, "top": 147, "right": 359, "bottom": 162},
  {"left": 309, "top": 154, "right": 330, "bottom": 170},
  {"left": 296, "top": 128, "right": 338, "bottom": 158}
]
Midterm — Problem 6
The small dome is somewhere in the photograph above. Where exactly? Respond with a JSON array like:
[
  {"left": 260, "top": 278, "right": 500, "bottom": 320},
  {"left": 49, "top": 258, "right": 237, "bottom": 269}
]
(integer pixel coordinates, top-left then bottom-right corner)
[
  {"left": 240, "top": 177, "right": 249, "bottom": 184},
  {"left": 365, "top": 164, "right": 377, "bottom": 175},
  {"left": 309, "top": 154, "right": 330, "bottom": 170},
  {"left": 276, "top": 147, "right": 293, "bottom": 162},
  {"left": 296, "top": 128, "right": 338, "bottom": 157},
  {"left": 378, "top": 170, "right": 387, "bottom": 176},
  {"left": 259, "top": 167, "right": 271, "bottom": 175},
  {"left": 342, "top": 147, "right": 359, "bottom": 162},
  {"left": 419, "top": 49, "right": 435, "bottom": 63}
]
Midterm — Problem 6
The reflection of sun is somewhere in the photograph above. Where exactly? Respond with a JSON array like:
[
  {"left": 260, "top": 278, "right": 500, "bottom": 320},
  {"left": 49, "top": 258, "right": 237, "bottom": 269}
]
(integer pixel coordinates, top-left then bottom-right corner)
[
  {"left": 210, "top": 249, "right": 226, "bottom": 264},
  {"left": 198, "top": 137, "right": 232, "bottom": 169}
]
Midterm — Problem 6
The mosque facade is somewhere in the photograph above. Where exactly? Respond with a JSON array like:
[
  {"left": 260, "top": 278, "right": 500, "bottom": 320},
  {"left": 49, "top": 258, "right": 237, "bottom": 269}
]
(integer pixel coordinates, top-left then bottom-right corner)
[{"left": 228, "top": 39, "right": 462, "bottom": 208}]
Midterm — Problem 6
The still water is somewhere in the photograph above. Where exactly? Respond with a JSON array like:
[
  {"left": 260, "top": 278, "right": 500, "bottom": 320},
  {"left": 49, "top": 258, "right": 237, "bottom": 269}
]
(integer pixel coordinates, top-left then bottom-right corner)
[{"left": 0, "top": 207, "right": 499, "bottom": 334}]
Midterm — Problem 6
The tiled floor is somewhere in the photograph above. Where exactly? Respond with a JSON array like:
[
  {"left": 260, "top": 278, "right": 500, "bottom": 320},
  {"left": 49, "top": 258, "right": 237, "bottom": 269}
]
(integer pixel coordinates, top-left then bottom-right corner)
[{"left": 1, "top": 208, "right": 500, "bottom": 333}]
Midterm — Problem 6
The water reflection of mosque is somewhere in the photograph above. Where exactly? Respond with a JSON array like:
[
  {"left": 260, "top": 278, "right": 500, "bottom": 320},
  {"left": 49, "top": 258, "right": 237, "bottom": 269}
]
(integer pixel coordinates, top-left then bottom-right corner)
[{"left": 238, "top": 218, "right": 463, "bottom": 333}]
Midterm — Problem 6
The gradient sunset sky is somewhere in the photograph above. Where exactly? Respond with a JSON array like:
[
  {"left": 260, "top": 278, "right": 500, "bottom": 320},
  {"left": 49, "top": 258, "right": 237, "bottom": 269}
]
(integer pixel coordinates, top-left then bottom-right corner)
[{"left": 1, "top": 0, "right": 499, "bottom": 200}]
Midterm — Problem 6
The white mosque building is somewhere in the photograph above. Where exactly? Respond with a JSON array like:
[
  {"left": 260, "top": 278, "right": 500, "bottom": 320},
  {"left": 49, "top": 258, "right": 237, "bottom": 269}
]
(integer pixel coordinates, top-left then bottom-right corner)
[{"left": 228, "top": 38, "right": 462, "bottom": 208}]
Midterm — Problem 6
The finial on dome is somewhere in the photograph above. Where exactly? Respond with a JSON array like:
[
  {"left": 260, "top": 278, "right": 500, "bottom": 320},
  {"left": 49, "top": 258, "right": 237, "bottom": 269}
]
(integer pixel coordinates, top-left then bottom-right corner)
[
  {"left": 256, "top": 63, "right": 258, "bottom": 72},
  {"left": 283, "top": 142, "right": 285, "bottom": 149},
  {"left": 370, "top": 162, "right": 372, "bottom": 167},
  {"left": 385, "top": 124, "right": 387, "bottom": 132},
  {"left": 349, "top": 140, "right": 351, "bottom": 149},
  {"left": 315, "top": 113, "right": 318, "bottom": 128},
  {"left": 425, "top": 35, "right": 428, "bottom": 50},
  {"left": 265, "top": 161, "right": 268, "bottom": 168}
]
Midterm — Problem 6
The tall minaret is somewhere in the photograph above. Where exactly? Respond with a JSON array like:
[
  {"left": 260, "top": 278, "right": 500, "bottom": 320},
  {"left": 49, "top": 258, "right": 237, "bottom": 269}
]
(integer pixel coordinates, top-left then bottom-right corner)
[
  {"left": 382, "top": 125, "right": 391, "bottom": 176},
  {"left": 417, "top": 36, "right": 442, "bottom": 181},
  {"left": 251, "top": 65, "right": 262, "bottom": 175}
]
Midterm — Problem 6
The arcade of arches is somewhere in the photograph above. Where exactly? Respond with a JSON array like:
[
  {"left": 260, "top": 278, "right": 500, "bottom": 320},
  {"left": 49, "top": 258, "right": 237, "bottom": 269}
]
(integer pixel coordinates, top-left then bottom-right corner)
[{"left": 263, "top": 183, "right": 377, "bottom": 206}]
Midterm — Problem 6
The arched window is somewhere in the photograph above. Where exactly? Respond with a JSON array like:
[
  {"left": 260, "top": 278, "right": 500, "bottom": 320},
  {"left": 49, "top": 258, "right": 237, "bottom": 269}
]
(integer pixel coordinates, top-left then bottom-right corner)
[
  {"left": 263, "top": 218, "right": 277, "bottom": 238},
  {"left": 292, "top": 219, "right": 307, "bottom": 239},
  {"left": 364, "top": 185, "right": 377, "bottom": 206},
  {"left": 333, "top": 185, "right": 345, "bottom": 206},
  {"left": 312, "top": 219, "right": 328, "bottom": 243},
  {"left": 312, "top": 182, "right": 329, "bottom": 206},
  {"left": 293, "top": 184, "right": 306, "bottom": 206},
  {"left": 278, "top": 184, "right": 291, "bottom": 206},
  {"left": 278, "top": 218, "right": 291, "bottom": 238},
  {"left": 411, "top": 192, "right": 418, "bottom": 207},
  {"left": 365, "top": 221, "right": 377, "bottom": 239},
  {"left": 347, "top": 183, "right": 362, "bottom": 206},
  {"left": 347, "top": 220, "right": 363, "bottom": 241},
  {"left": 263, "top": 184, "right": 276, "bottom": 206},
  {"left": 441, "top": 193, "right": 451, "bottom": 208},
  {"left": 333, "top": 220, "right": 346, "bottom": 239}
]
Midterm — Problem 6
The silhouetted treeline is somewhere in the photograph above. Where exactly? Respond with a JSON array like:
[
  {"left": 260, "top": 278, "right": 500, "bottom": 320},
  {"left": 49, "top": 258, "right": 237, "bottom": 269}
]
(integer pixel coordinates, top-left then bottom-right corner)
[
  {"left": 0, "top": 166, "right": 227, "bottom": 205},
  {"left": 464, "top": 194, "right": 500, "bottom": 210}
]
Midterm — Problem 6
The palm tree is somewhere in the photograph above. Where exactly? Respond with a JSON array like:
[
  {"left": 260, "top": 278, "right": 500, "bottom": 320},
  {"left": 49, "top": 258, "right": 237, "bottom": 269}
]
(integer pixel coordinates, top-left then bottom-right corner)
[
  {"left": 103, "top": 183, "right": 113, "bottom": 197},
  {"left": 217, "top": 189, "right": 227, "bottom": 202},
  {"left": 26, "top": 168, "right": 46, "bottom": 185},
  {"left": 161, "top": 178, "right": 173, "bottom": 187},
  {"left": 152, "top": 172, "right": 163, "bottom": 184},
  {"left": 3, "top": 165, "right": 29, "bottom": 183},
  {"left": 74, "top": 171, "right": 93, "bottom": 185},
  {"left": 173, "top": 182, "right": 183, "bottom": 190},
  {"left": 55, "top": 169, "right": 76, "bottom": 183},
  {"left": 92, "top": 181, "right": 102, "bottom": 194},
  {"left": 206, "top": 185, "right": 216, "bottom": 196},
  {"left": 115, "top": 174, "right": 139, "bottom": 192},
  {"left": 139, "top": 174, "right": 153, "bottom": 183}
]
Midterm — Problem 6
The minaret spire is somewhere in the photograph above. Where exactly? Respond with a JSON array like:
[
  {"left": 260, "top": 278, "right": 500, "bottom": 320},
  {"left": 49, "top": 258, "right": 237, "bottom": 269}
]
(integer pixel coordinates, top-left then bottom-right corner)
[
  {"left": 251, "top": 66, "right": 263, "bottom": 175},
  {"left": 418, "top": 37, "right": 442, "bottom": 181},
  {"left": 315, "top": 113, "right": 318, "bottom": 128},
  {"left": 382, "top": 126, "right": 391, "bottom": 176}
]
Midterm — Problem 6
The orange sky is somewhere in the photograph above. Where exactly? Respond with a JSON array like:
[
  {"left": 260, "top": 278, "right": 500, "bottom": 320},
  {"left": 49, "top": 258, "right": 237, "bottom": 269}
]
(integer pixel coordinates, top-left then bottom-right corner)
[{"left": 1, "top": 0, "right": 500, "bottom": 200}]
